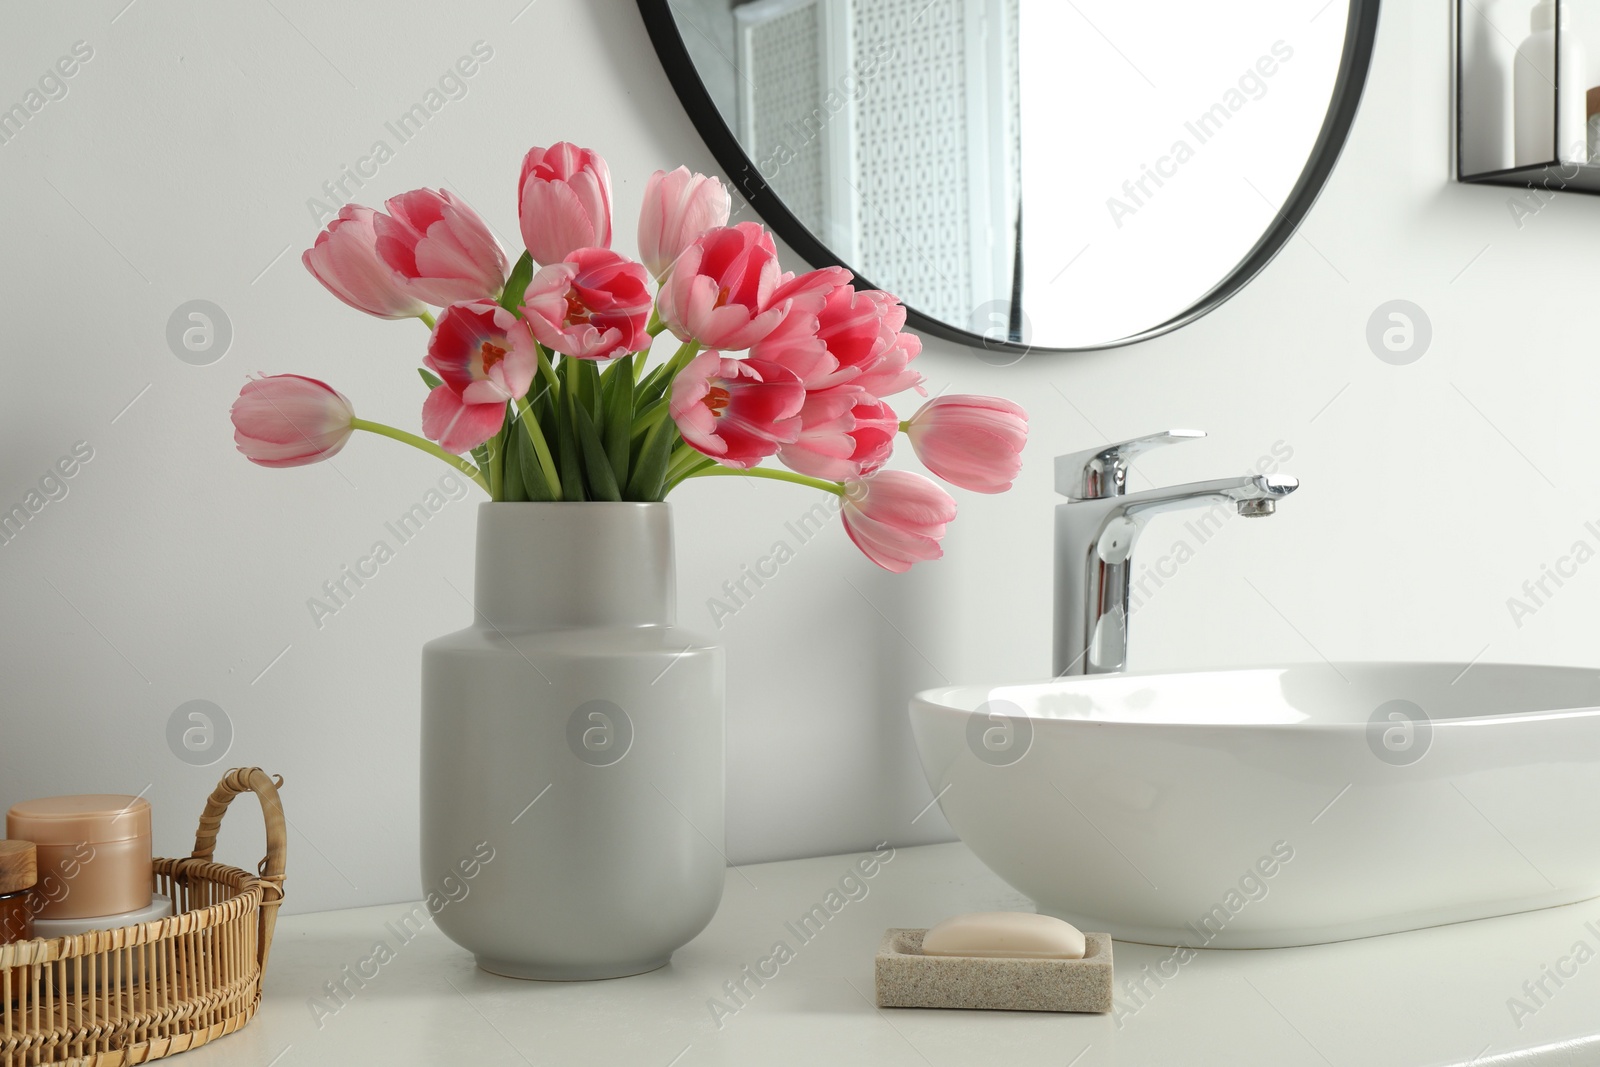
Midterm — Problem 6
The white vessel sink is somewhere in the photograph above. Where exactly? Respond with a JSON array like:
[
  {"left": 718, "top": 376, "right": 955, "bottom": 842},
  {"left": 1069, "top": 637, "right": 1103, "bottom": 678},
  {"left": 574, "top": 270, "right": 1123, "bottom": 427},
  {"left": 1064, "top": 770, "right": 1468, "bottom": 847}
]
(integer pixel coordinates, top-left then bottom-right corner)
[{"left": 910, "top": 663, "right": 1600, "bottom": 948}]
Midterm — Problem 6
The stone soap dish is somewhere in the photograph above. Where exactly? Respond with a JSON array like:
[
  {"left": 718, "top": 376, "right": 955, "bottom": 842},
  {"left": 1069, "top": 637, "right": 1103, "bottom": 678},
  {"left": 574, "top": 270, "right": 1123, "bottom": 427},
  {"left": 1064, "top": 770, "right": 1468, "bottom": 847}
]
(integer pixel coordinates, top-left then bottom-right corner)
[{"left": 874, "top": 928, "right": 1114, "bottom": 1013}]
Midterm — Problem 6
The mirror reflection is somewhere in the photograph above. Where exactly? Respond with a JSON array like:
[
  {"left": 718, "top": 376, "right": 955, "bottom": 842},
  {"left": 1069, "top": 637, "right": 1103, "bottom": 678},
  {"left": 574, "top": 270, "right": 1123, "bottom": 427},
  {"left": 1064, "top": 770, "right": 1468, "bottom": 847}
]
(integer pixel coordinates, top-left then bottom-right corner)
[{"left": 666, "top": 0, "right": 1352, "bottom": 349}]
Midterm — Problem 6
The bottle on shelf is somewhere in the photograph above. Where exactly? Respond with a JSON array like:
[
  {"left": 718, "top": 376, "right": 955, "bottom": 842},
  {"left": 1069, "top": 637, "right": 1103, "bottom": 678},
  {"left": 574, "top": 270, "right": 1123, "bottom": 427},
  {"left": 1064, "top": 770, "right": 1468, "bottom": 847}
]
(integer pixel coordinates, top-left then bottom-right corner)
[{"left": 1514, "top": 0, "right": 1588, "bottom": 167}]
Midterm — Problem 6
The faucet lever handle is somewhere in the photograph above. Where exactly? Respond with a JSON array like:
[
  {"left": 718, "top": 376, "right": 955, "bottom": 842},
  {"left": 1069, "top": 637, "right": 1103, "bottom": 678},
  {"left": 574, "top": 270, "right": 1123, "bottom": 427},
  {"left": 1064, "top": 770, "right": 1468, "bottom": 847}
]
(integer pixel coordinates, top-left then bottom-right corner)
[{"left": 1055, "top": 429, "right": 1206, "bottom": 499}]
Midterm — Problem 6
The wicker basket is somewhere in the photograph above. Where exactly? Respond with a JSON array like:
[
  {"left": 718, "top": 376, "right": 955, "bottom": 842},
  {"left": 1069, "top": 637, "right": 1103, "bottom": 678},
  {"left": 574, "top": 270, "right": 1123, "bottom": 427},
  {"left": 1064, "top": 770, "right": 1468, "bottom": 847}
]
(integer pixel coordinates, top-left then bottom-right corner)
[{"left": 0, "top": 768, "right": 286, "bottom": 1067}]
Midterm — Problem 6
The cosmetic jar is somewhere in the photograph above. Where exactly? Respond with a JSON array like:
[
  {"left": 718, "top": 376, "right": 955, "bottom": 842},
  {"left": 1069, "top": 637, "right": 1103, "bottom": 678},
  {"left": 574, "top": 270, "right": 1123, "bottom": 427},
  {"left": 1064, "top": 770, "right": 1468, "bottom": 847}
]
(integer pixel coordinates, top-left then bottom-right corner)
[
  {"left": 0, "top": 840, "right": 37, "bottom": 944},
  {"left": 29, "top": 895, "right": 173, "bottom": 941},
  {"left": 7, "top": 795, "right": 153, "bottom": 920}
]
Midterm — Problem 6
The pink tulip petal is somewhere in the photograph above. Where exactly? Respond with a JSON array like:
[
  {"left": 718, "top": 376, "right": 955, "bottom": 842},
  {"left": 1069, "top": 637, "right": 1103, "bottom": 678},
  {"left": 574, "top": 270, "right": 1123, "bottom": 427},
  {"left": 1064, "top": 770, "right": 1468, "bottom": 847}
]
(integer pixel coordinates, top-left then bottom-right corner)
[
  {"left": 421, "top": 386, "right": 506, "bottom": 453},
  {"left": 424, "top": 301, "right": 531, "bottom": 399},
  {"left": 842, "top": 511, "right": 942, "bottom": 573},
  {"left": 670, "top": 352, "right": 804, "bottom": 466},
  {"left": 372, "top": 189, "right": 506, "bottom": 308},
  {"left": 638, "top": 166, "right": 732, "bottom": 279},
  {"left": 520, "top": 180, "right": 599, "bottom": 266},
  {"left": 303, "top": 206, "right": 426, "bottom": 320}
]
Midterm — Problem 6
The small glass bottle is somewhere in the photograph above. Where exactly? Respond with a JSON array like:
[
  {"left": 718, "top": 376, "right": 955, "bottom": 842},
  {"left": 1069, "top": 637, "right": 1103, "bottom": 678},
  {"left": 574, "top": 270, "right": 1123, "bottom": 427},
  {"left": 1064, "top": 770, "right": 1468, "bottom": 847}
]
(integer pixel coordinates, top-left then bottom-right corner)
[{"left": 0, "top": 840, "right": 38, "bottom": 944}]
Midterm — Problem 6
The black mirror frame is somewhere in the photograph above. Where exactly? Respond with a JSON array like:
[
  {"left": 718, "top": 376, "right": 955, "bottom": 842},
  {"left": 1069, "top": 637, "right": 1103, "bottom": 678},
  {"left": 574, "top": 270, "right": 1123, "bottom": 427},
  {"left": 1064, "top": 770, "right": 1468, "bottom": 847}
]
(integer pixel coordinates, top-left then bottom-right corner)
[{"left": 636, "top": 0, "right": 1381, "bottom": 355}]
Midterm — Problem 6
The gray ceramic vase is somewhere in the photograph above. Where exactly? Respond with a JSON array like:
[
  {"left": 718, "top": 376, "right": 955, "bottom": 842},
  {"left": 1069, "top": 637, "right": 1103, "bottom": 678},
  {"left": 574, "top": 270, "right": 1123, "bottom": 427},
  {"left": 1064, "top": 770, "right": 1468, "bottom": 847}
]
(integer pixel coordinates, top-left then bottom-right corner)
[{"left": 421, "top": 502, "right": 725, "bottom": 980}]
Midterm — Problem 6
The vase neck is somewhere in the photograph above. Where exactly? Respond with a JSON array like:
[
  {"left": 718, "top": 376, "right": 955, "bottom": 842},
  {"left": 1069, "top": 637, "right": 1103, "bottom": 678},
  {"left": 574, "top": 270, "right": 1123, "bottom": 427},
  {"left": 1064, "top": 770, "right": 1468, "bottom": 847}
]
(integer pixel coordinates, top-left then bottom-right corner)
[{"left": 474, "top": 503, "right": 675, "bottom": 629}]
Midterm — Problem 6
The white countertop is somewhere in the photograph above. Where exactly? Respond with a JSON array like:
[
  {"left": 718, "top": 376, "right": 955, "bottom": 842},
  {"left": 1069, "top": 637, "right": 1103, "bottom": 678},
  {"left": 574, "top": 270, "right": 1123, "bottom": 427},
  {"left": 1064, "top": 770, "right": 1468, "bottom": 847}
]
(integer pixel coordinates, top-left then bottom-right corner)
[{"left": 178, "top": 842, "right": 1600, "bottom": 1067}]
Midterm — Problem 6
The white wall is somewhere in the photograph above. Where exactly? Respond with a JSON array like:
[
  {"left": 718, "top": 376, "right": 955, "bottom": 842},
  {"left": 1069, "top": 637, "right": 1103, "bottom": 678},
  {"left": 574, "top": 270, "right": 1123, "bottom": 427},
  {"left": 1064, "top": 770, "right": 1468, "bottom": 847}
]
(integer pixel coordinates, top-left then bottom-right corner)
[{"left": 1, "top": 0, "right": 1596, "bottom": 916}]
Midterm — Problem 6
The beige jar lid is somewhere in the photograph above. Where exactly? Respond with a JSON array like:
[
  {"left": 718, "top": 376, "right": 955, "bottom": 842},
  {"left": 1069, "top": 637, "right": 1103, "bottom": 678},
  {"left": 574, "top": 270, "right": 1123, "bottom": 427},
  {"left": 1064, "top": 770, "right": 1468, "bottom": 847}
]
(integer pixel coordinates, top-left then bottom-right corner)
[
  {"left": 0, "top": 840, "right": 37, "bottom": 894},
  {"left": 7, "top": 795, "right": 152, "bottom": 845}
]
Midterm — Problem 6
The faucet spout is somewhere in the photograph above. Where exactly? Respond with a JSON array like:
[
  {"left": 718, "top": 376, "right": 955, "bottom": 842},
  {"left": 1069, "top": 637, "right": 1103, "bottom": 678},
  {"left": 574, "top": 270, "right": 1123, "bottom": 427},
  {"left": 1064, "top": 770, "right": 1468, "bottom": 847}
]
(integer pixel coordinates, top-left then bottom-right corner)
[
  {"left": 1052, "top": 438, "right": 1298, "bottom": 678},
  {"left": 1111, "top": 474, "right": 1299, "bottom": 520}
]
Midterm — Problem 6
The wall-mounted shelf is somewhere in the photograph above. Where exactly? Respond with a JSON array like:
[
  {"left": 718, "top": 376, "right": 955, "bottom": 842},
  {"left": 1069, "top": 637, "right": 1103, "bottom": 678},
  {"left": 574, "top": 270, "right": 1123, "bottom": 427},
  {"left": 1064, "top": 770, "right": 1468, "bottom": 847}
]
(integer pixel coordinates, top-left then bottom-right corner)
[{"left": 1456, "top": 0, "right": 1600, "bottom": 194}]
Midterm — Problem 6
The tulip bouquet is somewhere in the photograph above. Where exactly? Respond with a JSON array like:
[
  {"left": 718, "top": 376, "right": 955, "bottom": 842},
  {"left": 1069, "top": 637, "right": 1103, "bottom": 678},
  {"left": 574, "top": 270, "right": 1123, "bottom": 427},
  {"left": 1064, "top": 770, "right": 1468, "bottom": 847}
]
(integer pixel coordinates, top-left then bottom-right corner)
[{"left": 231, "top": 142, "right": 1028, "bottom": 571}]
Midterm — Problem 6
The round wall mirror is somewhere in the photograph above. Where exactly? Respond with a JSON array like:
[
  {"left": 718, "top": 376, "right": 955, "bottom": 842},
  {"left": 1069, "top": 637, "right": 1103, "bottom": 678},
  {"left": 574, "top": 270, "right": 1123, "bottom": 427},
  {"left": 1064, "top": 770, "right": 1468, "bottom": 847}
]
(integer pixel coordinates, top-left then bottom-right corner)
[{"left": 638, "top": 0, "right": 1379, "bottom": 354}]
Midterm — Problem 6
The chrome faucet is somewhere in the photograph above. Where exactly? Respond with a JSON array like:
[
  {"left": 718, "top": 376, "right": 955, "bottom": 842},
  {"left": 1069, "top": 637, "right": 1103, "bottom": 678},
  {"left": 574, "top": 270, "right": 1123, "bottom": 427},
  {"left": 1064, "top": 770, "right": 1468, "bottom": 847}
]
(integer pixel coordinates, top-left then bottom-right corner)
[{"left": 1053, "top": 430, "right": 1298, "bottom": 677}]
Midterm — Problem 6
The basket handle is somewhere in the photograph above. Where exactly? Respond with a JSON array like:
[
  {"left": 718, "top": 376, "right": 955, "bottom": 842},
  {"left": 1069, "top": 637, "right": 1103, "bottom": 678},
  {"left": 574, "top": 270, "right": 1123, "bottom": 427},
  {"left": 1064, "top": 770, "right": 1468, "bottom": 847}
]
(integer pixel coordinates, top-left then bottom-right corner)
[{"left": 190, "top": 767, "right": 287, "bottom": 971}]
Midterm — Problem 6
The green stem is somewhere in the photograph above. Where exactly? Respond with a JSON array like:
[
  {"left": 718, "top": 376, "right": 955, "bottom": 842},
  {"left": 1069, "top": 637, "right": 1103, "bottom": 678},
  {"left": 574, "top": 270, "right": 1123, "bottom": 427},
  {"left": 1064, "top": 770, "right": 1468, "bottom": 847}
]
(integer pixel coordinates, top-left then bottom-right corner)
[
  {"left": 664, "top": 456, "right": 717, "bottom": 494},
  {"left": 682, "top": 465, "right": 845, "bottom": 496},
  {"left": 898, "top": 420, "right": 911, "bottom": 433},
  {"left": 665, "top": 338, "right": 701, "bottom": 376},
  {"left": 349, "top": 418, "right": 490, "bottom": 494},
  {"left": 535, "top": 345, "right": 562, "bottom": 398},
  {"left": 418, "top": 310, "right": 437, "bottom": 330},
  {"left": 487, "top": 428, "right": 504, "bottom": 500},
  {"left": 631, "top": 399, "right": 674, "bottom": 440},
  {"left": 662, "top": 443, "right": 705, "bottom": 484},
  {"left": 514, "top": 396, "right": 563, "bottom": 497}
]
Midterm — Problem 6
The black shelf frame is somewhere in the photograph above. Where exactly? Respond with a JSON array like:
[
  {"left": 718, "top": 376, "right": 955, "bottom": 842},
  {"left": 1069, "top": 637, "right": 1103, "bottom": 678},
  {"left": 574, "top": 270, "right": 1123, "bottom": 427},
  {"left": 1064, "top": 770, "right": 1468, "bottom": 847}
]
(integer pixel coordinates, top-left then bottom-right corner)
[{"left": 1456, "top": 0, "right": 1594, "bottom": 195}]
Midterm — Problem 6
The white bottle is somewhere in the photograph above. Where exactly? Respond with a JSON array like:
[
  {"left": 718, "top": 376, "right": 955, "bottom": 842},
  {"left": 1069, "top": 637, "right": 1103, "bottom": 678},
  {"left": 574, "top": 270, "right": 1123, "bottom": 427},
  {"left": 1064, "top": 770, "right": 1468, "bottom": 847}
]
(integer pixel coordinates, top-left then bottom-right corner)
[
  {"left": 1514, "top": 0, "right": 1587, "bottom": 166},
  {"left": 1461, "top": 0, "right": 1514, "bottom": 173}
]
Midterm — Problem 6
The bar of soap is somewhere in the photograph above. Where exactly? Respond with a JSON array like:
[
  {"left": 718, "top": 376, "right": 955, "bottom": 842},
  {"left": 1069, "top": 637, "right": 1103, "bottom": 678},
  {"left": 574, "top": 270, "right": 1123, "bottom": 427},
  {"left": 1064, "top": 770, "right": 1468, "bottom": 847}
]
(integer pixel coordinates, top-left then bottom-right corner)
[
  {"left": 875, "top": 928, "right": 1114, "bottom": 1013},
  {"left": 921, "top": 911, "right": 1086, "bottom": 959}
]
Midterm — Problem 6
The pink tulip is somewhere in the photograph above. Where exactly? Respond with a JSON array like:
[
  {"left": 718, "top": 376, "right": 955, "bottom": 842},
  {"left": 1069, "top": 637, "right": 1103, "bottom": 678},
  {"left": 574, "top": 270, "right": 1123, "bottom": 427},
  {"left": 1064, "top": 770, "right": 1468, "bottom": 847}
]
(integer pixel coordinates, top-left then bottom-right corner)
[
  {"left": 637, "top": 166, "right": 732, "bottom": 279},
  {"left": 906, "top": 395, "right": 1028, "bottom": 494},
  {"left": 752, "top": 281, "right": 923, "bottom": 397},
  {"left": 840, "top": 469, "right": 957, "bottom": 573},
  {"left": 420, "top": 301, "right": 537, "bottom": 453},
  {"left": 849, "top": 291, "right": 924, "bottom": 398},
  {"left": 669, "top": 350, "right": 804, "bottom": 468},
  {"left": 744, "top": 267, "right": 854, "bottom": 384},
  {"left": 302, "top": 205, "right": 426, "bottom": 320},
  {"left": 231, "top": 374, "right": 355, "bottom": 468},
  {"left": 518, "top": 142, "right": 612, "bottom": 266},
  {"left": 521, "top": 247, "right": 652, "bottom": 360},
  {"left": 772, "top": 266, "right": 855, "bottom": 321},
  {"left": 778, "top": 388, "right": 897, "bottom": 480},
  {"left": 657, "top": 223, "right": 788, "bottom": 350},
  {"left": 373, "top": 188, "right": 507, "bottom": 307}
]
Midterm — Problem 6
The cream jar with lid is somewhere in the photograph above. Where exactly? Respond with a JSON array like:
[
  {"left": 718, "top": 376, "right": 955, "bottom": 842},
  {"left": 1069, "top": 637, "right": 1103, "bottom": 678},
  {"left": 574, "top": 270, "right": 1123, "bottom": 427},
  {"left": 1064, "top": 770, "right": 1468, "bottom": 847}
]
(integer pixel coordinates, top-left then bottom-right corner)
[
  {"left": 0, "top": 840, "right": 37, "bottom": 944},
  {"left": 7, "top": 795, "right": 153, "bottom": 921}
]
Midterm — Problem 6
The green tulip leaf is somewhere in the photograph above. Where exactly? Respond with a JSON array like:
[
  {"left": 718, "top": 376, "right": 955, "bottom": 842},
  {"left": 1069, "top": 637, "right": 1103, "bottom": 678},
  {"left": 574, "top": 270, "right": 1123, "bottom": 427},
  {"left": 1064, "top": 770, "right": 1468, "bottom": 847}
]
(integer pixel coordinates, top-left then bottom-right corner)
[
  {"left": 603, "top": 354, "right": 633, "bottom": 488},
  {"left": 626, "top": 418, "right": 677, "bottom": 502},
  {"left": 572, "top": 396, "right": 621, "bottom": 501},
  {"left": 499, "top": 251, "right": 534, "bottom": 316}
]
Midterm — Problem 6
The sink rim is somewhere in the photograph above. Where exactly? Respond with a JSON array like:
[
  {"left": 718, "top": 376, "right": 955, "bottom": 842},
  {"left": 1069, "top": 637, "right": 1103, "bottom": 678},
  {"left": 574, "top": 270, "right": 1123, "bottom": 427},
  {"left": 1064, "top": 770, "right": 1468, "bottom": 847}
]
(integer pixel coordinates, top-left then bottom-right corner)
[{"left": 911, "top": 660, "right": 1600, "bottom": 729}]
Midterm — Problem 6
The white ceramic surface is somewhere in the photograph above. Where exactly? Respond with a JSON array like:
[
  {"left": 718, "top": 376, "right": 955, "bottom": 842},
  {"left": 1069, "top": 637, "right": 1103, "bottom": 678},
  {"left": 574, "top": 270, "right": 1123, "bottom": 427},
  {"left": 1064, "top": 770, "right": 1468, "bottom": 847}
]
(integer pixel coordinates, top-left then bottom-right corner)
[
  {"left": 910, "top": 663, "right": 1600, "bottom": 948},
  {"left": 421, "top": 503, "right": 725, "bottom": 980}
]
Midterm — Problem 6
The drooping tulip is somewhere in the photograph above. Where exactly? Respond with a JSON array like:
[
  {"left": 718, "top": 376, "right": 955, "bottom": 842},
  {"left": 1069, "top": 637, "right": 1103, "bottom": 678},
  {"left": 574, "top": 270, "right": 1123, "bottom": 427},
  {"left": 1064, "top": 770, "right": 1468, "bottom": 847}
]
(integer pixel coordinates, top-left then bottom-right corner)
[
  {"left": 905, "top": 395, "right": 1028, "bottom": 494},
  {"left": 777, "top": 388, "right": 897, "bottom": 481},
  {"left": 518, "top": 142, "right": 612, "bottom": 266},
  {"left": 373, "top": 188, "right": 507, "bottom": 307},
  {"left": 231, "top": 374, "right": 355, "bottom": 467},
  {"left": 521, "top": 247, "right": 652, "bottom": 360},
  {"left": 637, "top": 166, "right": 732, "bottom": 279},
  {"left": 840, "top": 469, "right": 957, "bottom": 573},
  {"left": 657, "top": 223, "right": 788, "bottom": 351},
  {"left": 302, "top": 206, "right": 426, "bottom": 320},
  {"left": 669, "top": 350, "right": 804, "bottom": 468},
  {"left": 420, "top": 301, "right": 537, "bottom": 453}
]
